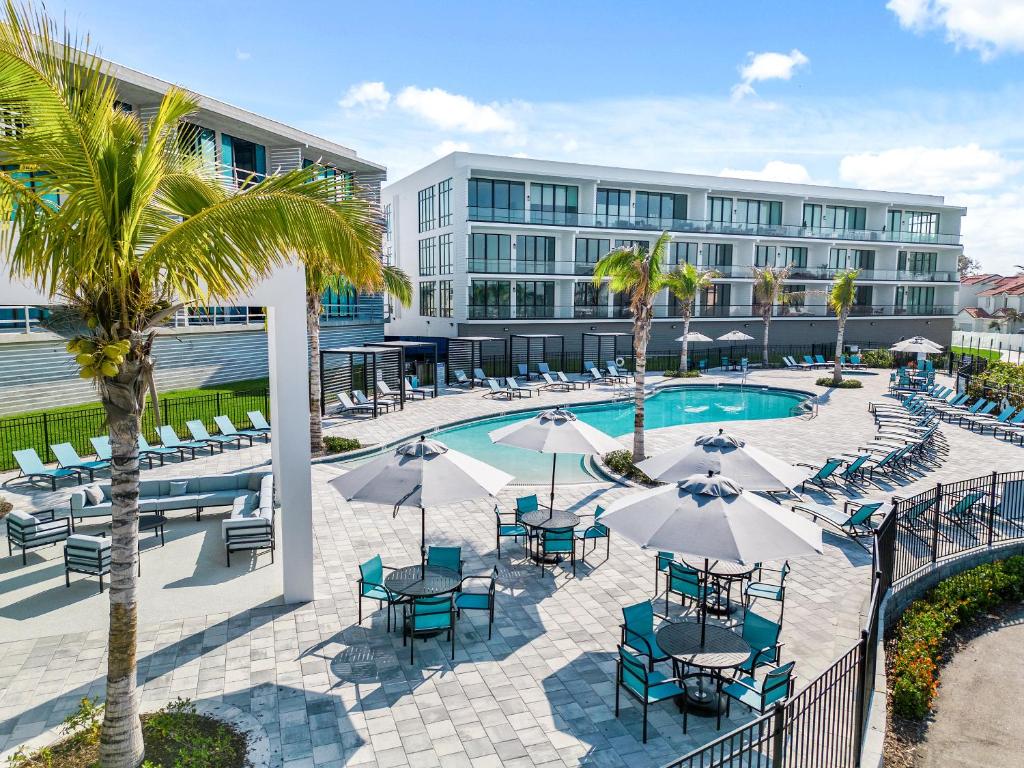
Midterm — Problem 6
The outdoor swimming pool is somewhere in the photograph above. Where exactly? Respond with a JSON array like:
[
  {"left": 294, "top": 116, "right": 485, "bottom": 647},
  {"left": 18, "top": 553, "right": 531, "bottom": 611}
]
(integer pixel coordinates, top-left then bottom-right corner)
[{"left": 432, "top": 385, "right": 809, "bottom": 484}]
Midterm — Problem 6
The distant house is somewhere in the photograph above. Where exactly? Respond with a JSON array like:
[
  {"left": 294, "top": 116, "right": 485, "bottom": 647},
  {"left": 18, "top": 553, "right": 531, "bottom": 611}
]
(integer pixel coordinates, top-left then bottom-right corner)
[{"left": 956, "top": 274, "right": 1024, "bottom": 331}]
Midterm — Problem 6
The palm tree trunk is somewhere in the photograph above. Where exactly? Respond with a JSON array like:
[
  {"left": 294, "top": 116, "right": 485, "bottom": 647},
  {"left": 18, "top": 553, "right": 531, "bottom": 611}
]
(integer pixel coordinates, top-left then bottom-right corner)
[
  {"left": 99, "top": 369, "right": 145, "bottom": 768},
  {"left": 833, "top": 311, "right": 847, "bottom": 385},
  {"left": 307, "top": 290, "right": 324, "bottom": 457},
  {"left": 632, "top": 307, "right": 652, "bottom": 462},
  {"left": 762, "top": 311, "right": 771, "bottom": 367},
  {"left": 680, "top": 309, "right": 691, "bottom": 373}
]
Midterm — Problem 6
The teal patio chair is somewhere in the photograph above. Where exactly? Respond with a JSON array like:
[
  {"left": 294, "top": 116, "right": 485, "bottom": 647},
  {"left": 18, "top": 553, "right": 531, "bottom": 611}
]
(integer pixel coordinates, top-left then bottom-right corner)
[
  {"left": 965, "top": 405, "right": 1017, "bottom": 433},
  {"left": 575, "top": 505, "right": 610, "bottom": 564},
  {"left": 427, "top": 545, "right": 464, "bottom": 576},
  {"left": 666, "top": 561, "right": 715, "bottom": 615},
  {"left": 802, "top": 355, "right": 817, "bottom": 368},
  {"left": 357, "top": 554, "right": 401, "bottom": 631},
  {"left": 796, "top": 457, "right": 844, "bottom": 493},
  {"left": 737, "top": 612, "right": 782, "bottom": 675},
  {"left": 482, "top": 378, "right": 514, "bottom": 399},
  {"left": 12, "top": 449, "right": 82, "bottom": 491},
  {"left": 793, "top": 499, "right": 883, "bottom": 550},
  {"left": 744, "top": 561, "right": 790, "bottom": 621},
  {"left": 992, "top": 409, "right": 1024, "bottom": 440},
  {"left": 849, "top": 354, "right": 865, "bottom": 368},
  {"left": 494, "top": 505, "right": 528, "bottom": 558},
  {"left": 723, "top": 661, "right": 796, "bottom": 718},
  {"left": 537, "top": 529, "right": 575, "bottom": 577},
  {"left": 899, "top": 495, "right": 940, "bottom": 544},
  {"left": 247, "top": 410, "right": 272, "bottom": 433},
  {"left": 451, "top": 369, "right": 472, "bottom": 388},
  {"left": 697, "top": 359, "right": 707, "bottom": 372},
  {"left": 455, "top": 566, "right": 498, "bottom": 639},
  {"left": 403, "top": 594, "right": 456, "bottom": 663},
  {"left": 836, "top": 454, "right": 871, "bottom": 484},
  {"left": 50, "top": 442, "right": 109, "bottom": 482},
  {"left": 814, "top": 354, "right": 828, "bottom": 367},
  {"left": 943, "top": 491, "right": 985, "bottom": 534},
  {"left": 214, "top": 415, "right": 269, "bottom": 445},
  {"left": 620, "top": 600, "right": 671, "bottom": 670},
  {"left": 186, "top": 420, "right": 242, "bottom": 450},
  {"left": 472, "top": 367, "right": 489, "bottom": 385},
  {"left": 505, "top": 377, "right": 536, "bottom": 397},
  {"left": 137, "top": 434, "right": 180, "bottom": 465},
  {"left": 655, "top": 550, "right": 674, "bottom": 594},
  {"left": 614, "top": 646, "right": 689, "bottom": 743},
  {"left": 721, "top": 356, "right": 730, "bottom": 370},
  {"left": 953, "top": 399, "right": 996, "bottom": 426},
  {"left": 157, "top": 425, "right": 213, "bottom": 460}
]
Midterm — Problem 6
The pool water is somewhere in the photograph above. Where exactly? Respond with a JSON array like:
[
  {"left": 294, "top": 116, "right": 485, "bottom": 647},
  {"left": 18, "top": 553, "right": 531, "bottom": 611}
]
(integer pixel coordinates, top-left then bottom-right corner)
[{"left": 432, "top": 385, "right": 808, "bottom": 485}]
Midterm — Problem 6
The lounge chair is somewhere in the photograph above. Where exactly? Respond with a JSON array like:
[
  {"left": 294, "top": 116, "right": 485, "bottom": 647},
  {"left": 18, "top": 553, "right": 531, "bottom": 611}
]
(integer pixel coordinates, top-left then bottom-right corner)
[
  {"left": 247, "top": 411, "right": 272, "bottom": 434},
  {"left": 795, "top": 457, "right": 844, "bottom": 493},
  {"left": 12, "top": 449, "right": 82, "bottom": 490},
  {"left": 214, "top": 415, "right": 270, "bottom": 445},
  {"left": 404, "top": 376, "right": 436, "bottom": 399},
  {"left": 473, "top": 368, "right": 489, "bottom": 386},
  {"left": 353, "top": 390, "right": 391, "bottom": 415},
  {"left": 558, "top": 370, "right": 590, "bottom": 389},
  {"left": 506, "top": 377, "right": 537, "bottom": 397},
  {"left": 187, "top": 419, "right": 243, "bottom": 449},
  {"left": 483, "top": 378, "right": 514, "bottom": 399},
  {"left": 607, "top": 361, "right": 634, "bottom": 381},
  {"left": 376, "top": 380, "right": 403, "bottom": 407},
  {"left": 899, "top": 496, "right": 939, "bottom": 543},
  {"left": 157, "top": 425, "right": 214, "bottom": 460},
  {"left": 943, "top": 491, "right": 986, "bottom": 534},
  {"left": 992, "top": 410, "right": 1024, "bottom": 441},
  {"left": 813, "top": 354, "right": 829, "bottom": 367},
  {"left": 792, "top": 499, "right": 883, "bottom": 550},
  {"left": 836, "top": 454, "right": 871, "bottom": 484},
  {"left": 935, "top": 397, "right": 985, "bottom": 421},
  {"left": 802, "top": 355, "right": 821, "bottom": 369},
  {"left": 583, "top": 360, "right": 601, "bottom": 375},
  {"left": 952, "top": 399, "right": 996, "bottom": 426},
  {"left": 540, "top": 372, "right": 572, "bottom": 391},
  {"left": 450, "top": 369, "right": 473, "bottom": 388},
  {"left": 514, "top": 363, "right": 535, "bottom": 381},
  {"left": 589, "top": 367, "right": 614, "bottom": 384},
  {"left": 50, "top": 442, "right": 110, "bottom": 482},
  {"left": 537, "top": 362, "right": 552, "bottom": 376},
  {"left": 849, "top": 354, "right": 866, "bottom": 368},
  {"left": 964, "top": 406, "right": 1017, "bottom": 433},
  {"left": 137, "top": 434, "right": 180, "bottom": 464}
]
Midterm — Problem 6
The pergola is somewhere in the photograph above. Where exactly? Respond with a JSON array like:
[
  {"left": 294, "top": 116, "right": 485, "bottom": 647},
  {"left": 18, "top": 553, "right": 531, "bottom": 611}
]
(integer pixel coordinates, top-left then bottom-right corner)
[
  {"left": 508, "top": 333, "right": 564, "bottom": 378},
  {"left": 446, "top": 336, "right": 505, "bottom": 387},
  {"left": 375, "top": 340, "right": 439, "bottom": 398},
  {"left": 581, "top": 331, "right": 634, "bottom": 373},
  {"left": 319, "top": 345, "right": 404, "bottom": 415}
]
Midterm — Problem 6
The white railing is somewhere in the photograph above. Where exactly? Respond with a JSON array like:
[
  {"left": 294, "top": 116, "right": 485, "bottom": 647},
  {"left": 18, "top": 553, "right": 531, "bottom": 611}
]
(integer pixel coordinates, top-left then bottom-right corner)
[{"left": 0, "top": 306, "right": 45, "bottom": 333}]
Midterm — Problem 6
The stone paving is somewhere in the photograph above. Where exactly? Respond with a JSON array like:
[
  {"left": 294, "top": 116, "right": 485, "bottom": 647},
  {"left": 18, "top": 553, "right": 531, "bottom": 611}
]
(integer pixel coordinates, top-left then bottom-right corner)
[{"left": 1, "top": 368, "right": 1022, "bottom": 767}]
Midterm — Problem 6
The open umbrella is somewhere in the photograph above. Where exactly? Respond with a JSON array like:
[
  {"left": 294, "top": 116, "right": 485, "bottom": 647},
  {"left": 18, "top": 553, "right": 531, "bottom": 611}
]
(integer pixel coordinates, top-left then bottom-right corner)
[
  {"left": 601, "top": 471, "right": 822, "bottom": 643},
  {"left": 716, "top": 330, "right": 754, "bottom": 342},
  {"left": 636, "top": 429, "right": 811, "bottom": 493},
  {"left": 675, "top": 332, "right": 712, "bottom": 343},
  {"left": 331, "top": 435, "right": 513, "bottom": 570},
  {"left": 488, "top": 407, "right": 622, "bottom": 516},
  {"left": 890, "top": 336, "right": 943, "bottom": 354}
]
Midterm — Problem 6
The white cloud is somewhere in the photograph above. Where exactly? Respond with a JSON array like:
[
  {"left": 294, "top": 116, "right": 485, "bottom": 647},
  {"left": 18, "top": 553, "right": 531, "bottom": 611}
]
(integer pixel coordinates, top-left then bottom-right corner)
[
  {"left": 395, "top": 86, "right": 515, "bottom": 133},
  {"left": 432, "top": 140, "right": 470, "bottom": 157},
  {"left": 720, "top": 161, "right": 813, "bottom": 184},
  {"left": 339, "top": 81, "right": 391, "bottom": 111},
  {"left": 235, "top": 49, "right": 251, "bottom": 61},
  {"left": 887, "top": 0, "right": 1024, "bottom": 59},
  {"left": 838, "top": 143, "right": 1018, "bottom": 194},
  {"left": 731, "top": 49, "right": 809, "bottom": 100}
]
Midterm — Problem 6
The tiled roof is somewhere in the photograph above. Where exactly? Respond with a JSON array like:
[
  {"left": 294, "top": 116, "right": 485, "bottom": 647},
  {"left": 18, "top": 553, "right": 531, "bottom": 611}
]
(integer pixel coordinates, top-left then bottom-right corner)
[
  {"left": 961, "top": 307, "right": 991, "bottom": 318},
  {"left": 978, "top": 276, "right": 1024, "bottom": 297},
  {"left": 961, "top": 273, "right": 1002, "bottom": 285}
]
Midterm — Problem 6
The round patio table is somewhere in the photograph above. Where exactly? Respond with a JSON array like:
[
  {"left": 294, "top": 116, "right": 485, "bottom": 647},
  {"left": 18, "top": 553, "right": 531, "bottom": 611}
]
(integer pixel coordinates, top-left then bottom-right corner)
[
  {"left": 656, "top": 621, "right": 751, "bottom": 713},
  {"left": 384, "top": 565, "right": 461, "bottom": 598},
  {"left": 682, "top": 557, "right": 756, "bottom": 616},
  {"left": 520, "top": 511, "right": 580, "bottom": 563}
]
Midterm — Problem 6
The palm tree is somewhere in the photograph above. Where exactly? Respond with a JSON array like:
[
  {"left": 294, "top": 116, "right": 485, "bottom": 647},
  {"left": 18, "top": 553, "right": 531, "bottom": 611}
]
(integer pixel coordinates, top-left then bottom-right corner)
[
  {"left": 307, "top": 264, "right": 410, "bottom": 455},
  {"left": 662, "top": 262, "right": 716, "bottom": 372},
  {"left": 0, "top": 8, "right": 387, "bottom": 766},
  {"left": 827, "top": 270, "right": 860, "bottom": 385},
  {"left": 593, "top": 231, "right": 672, "bottom": 461},
  {"left": 751, "top": 264, "right": 793, "bottom": 366}
]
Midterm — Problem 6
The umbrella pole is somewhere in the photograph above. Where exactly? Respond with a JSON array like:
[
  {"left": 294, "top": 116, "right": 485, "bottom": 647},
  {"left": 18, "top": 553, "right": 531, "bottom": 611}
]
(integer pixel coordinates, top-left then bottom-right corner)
[
  {"left": 700, "top": 557, "right": 709, "bottom": 647},
  {"left": 420, "top": 506, "right": 426, "bottom": 573},
  {"left": 549, "top": 453, "right": 558, "bottom": 519}
]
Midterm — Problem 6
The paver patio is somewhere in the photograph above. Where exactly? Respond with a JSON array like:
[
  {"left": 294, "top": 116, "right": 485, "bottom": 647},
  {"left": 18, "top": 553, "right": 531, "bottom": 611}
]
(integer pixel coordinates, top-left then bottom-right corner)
[{"left": 1, "top": 368, "right": 1021, "bottom": 766}]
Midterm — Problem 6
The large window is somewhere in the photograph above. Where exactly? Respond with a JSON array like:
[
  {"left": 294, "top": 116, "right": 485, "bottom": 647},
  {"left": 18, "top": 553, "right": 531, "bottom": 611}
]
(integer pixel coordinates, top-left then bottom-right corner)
[
  {"left": 889, "top": 209, "right": 939, "bottom": 235},
  {"left": 469, "top": 280, "right": 511, "bottom": 319},
  {"left": 221, "top": 134, "right": 266, "bottom": 187},
  {"left": 700, "top": 284, "right": 732, "bottom": 317},
  {"left": 671, "top": 241, "right": 699, "bottom": 265},
  {"left": 178, "top": 122, "right": 216, "bottom": 167},
  {"left": 596, "top": 188, "right": 631, "bottom": 226},
  {"left": 704, "top": 243, "right": 733, "bottom": 266},
  {"left": 782, "top": 285, "right": 806, "bottom": 310},
  {"left": 574, "top": 282, "right": 607, "bottom": 318},
  {"left": 417, "top": 186, "right": 435, "bottom": 232},
  {"left": 419, "top": 282, "right": 436, "bottom": 317},
  {"left": 439, "top": 280, "right": 453, "bottom": 318},
  {"left": 468, "top": 178, "right": 526, "bottom": 222},
  {"left": 575, "top": 238, "right": 610, "bottom": 274},
  {"left": 736, "top": 199, "right": 782, "bottom": 226},
  {"left": 708, "top": 196, "right": 733, "bottom": 223},
  {"left": 636, "top": 192, "right": 687, "bottom": 224},
  {"left": 756, "top": 245, "right": 808, "bottom": 268},
  {"left": 417, "top": 237, "right": 436, "bottom": 276},
  {"left": 824, "top": 205, "right": 866, "bottom": 231},
  {"left": 854, "top": 285, "right": 874, "bottom": 309},
  {"left": 438, "top": 233, "right": 453, "bottom": 274},
  {"left": 437, "top": 178, "right": 452, "bottom": 227},
  {"left": 383, "top": 203, "right": 393, "bottom": 241},
  {"left": 802, "top": 203, "right": 822, "bottom": 228},
  {"left": 898, "top": 250, "right": 938, "bottom": 273},
  {"left": 614, "top": 239, "right": 649, "bottom": 252},
  {"left": 529, "top": 183, "right": 578, "bottom": 224},
  {"left": 468, "top": 233, "right": 512, "bottom": 271},
  {"left": 516, "top": 281, "right": 555, "bottom": 318},
  {"left": 517, "top": 235, "right": 556, "bottom": 273},
  {"left": 828, "top": 248, "right": 875, "bottom": 270},
  {"left": 897, "top": 286, "right": 935, "bottom": 313}
]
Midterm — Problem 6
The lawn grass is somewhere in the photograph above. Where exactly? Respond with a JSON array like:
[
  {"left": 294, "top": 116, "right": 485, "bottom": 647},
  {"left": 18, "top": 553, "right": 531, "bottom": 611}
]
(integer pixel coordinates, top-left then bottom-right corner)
[{"left": 952, "top": 346, "right": 1003, "bottom": 361}]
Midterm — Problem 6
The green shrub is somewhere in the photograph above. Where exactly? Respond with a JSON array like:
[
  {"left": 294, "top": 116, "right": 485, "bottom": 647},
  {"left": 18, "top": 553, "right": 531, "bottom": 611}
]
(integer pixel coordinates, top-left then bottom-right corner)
[
  {"left": 815, "top": 377, "right": 863, "bottom": 388},
  {"left": 323, "top": 436, "right": 361, "bottom": 454},
  {"left": 603, "top": 449, "right": 653, "bottom": 484},
  {"left": 968, "top": 360, "right": 1024, "bottom": 408},
  {"left": 859, "top": 348, "right": 893, "bottom": 368},
  {"left": 0, "top": 496, "right": 11, "bottom": 519},
  {"left": 661, "top": 369, "right": 700, "bottom": 378},
  {"left": 890, "top": 555, "right": 1024, "bottom": 720}
]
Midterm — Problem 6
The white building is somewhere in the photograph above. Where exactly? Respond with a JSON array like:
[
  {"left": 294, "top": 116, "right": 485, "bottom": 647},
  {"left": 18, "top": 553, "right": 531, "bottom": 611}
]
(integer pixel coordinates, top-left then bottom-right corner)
[{"left": 383, "top": 153, "right": 964, "bottom": 354}]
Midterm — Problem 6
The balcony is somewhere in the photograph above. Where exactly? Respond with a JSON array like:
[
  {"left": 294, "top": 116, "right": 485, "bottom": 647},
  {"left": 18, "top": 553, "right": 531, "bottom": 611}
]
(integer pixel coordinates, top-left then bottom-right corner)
[
  {"left": 468, "top": 206, "right": 962, "bottom": 246},
  {"left": 464, "top": 303, "right": 956, "bottom": 321},
  {"left": 786, "top": 266, "right": 958, "bottom": 282}
]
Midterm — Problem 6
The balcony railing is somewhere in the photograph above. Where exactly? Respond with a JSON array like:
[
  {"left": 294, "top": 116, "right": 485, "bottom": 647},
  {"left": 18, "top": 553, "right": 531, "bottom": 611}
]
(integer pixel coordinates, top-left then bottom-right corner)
[
  {"left": 786, "top": 266, "right": 957, "bottom": 282},
  {"left": 464, "top": 303, "right": 956, "bottom": 321},
  {"left": 0, "top": 306, "right": 48, "bottom": 334},
  {"left": 468, "top": 206, "right": 962, "bottom": 245}
]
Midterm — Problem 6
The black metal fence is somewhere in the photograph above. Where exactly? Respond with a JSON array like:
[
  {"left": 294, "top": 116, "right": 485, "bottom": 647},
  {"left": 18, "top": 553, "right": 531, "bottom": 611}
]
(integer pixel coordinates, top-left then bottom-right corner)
[{"left": 0, "top": 389, "right": 270, "bottom": 471}]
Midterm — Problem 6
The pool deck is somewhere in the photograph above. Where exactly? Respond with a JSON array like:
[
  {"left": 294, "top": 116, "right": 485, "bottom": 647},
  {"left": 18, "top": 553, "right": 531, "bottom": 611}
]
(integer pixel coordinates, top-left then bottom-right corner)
[{"left": 1, "top": 367, "right": 1022, "bottom": 766}]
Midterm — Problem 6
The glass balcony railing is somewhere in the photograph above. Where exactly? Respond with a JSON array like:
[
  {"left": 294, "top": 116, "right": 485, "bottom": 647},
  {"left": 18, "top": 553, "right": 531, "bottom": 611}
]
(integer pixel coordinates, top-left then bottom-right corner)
[
  {"left": 464, "top": 303, "right": 956, "bottom": 321},
  {"left": 468, "top": 206, "right": 962, "bottom": 245}
]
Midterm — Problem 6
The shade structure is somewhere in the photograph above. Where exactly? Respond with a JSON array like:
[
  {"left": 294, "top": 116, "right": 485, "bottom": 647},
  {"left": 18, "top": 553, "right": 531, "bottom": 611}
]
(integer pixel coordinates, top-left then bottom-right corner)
[
  {"left": 890, "top": 336, "right": 944, "bottom": 354},
  {"left": 717, "top": 330, "right": 754, "bottom": 342},
  {"left": 675, "top": 332, "right": 712, "bottom": 343},
  {"left": 636, "top": 429, "right": 811, "bottom": 493},
  {"left": 488, "top": 407, "right": 622, "bottom": 515},
  {"left": 331, "top": 436, "right": 513, "bottom": 569}
]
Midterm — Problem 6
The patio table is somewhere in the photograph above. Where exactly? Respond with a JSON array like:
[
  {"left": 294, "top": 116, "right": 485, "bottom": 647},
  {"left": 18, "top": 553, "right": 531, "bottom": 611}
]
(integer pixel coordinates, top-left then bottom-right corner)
[
  {"left": 656, "top": 621, "right": 751, "bottom": 714},
  {"left": 520, "top": 510, "right": 580, "bottom": 564},
  {"left": 681, "top": 557, "right": 756, "bottom": 616},
  {"left": 384, "top": 565, "right": 461, "bottom": 598}
]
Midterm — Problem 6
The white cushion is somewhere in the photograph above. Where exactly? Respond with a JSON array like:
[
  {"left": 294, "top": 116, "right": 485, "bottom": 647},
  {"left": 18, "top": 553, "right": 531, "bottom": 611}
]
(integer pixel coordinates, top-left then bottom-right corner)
[
  {"left": 6, "top": 509, "right": 38, "bottom": 527},
  {"left": 169, "top": 481, "right": 189, "bottom": 497},
  {"left": 67, "top": 534, "right": 110, "bottom": 551},
  {"left": 84, "top": 484, "right": 104, "bottom": 506}
]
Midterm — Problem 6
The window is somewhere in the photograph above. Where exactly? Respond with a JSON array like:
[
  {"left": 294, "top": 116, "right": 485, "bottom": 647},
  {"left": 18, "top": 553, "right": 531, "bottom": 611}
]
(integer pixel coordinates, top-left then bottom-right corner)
[
  {"left": 383, "top": 203, "right": 393, "bottom": 241},
  {"left": 438, "top": 233, "right": 453, "bottom": 274},
  {"left": 755, "top": 245, "right": 806, "bottom": 268},
  {"left": 802, "top": 203, "right": 822, "bottom": 228},
  {"left": 468, "top": 178, "right": 526, "bottom": 222},
  {"left": 530, "top": 183, "right": 578, "bottom": 224},
  {"left": 782, "top": 285, "right": 806, "bottom": 310},
  {"left": 824, "top": 205, "right": 866, "bottom": 231},
  {"left": 516, "top": 281, "right": 555, "bottom": 318},
  {"left": 636, "top": 192, "right": 688, "bottom": 223},
  {"left": 437, "top": 178, "right": 452, "bottom": 227},
  {"left": 828, "top": 248, "right": 875, "bottom": 271},
  {"left": 854, "top": 285, "right": 874, "bottom": 308},
  {"left": 899, "top": 286, "right": 935, "bottom": 313},
  {"left": 575, "top": 238, "right": 610, "bottom": 274},
  {"left": 468, "top": 233, "right": 512, "bottom": 271},
  {"left": 671, "top": 242, "right": 699, "bottom": 265},
  {"left": 755, "top": 245, "right": 775, "bottom": 267},
  {"left": 417, "top": 237, "right": 436, "bottom": 276},
  {"left": 596, "top": 188, "right": 631, "bottom": 225},
  {"left": 517, "top": 236, "right": 556, "bottom": 273},
  {"left": 703, "top": 243, "right": 733, "bottom": 266},
  {"left": 178, "top": 123, "right": 216, "bottom": 167},
  {"left": 2, "top": 164, "right": 61, "bottom": 209},
  {"left": 708, "top": 196, "right": 733, "bottom": 223},
  {"left": 419, "top": 282, "right": 436, "bottom": 317},
  {"left": 574, "top": 282, "right": 607, "bottom": 317},
  {"left": 889, "top": 209, "right": 939, "bottom": 235},
  {"left": 615, "top": 239, "right": 649, "bottom": 252},
  {"left": 439, "top": 280, "right": 453, "bottom": 318},
  {"left": 469, "top": 280, "right": 511, "bottom": 319},
  {"left": 220, "top": 134, "right": 266, "bottom": 187},
  {"left": 783, "top": 246, "right": 808, "bottom": 268},
  {"left": 417, "top": 186, "right": 435, "bottom": 232},
  {"left": 700, "top": 284, "right": 732, "bottom": 317},
  {"left": 736, "top": 199, "right": 782, "bottom": 226},
  {"left": 898, "top": 251, "right": 938, "bottom": 273}
]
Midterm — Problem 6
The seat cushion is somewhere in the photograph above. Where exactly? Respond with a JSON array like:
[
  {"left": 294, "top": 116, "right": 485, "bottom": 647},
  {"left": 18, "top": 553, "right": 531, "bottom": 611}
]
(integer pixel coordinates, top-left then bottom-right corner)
[
  {"left": 499, "top": 524, "right": 527, "bottom": 537},
  {"left": 412, "top": 612, "right": 452, "bottom": 631},
  {"left": 454, "top": 593, "right": 489, "bottom": 611},
  {"left": 169, "top": 481, "right": 189, "bottom": 497},
  {"left": 6, "top": 510, "right": 38, "bottom": 530},
  {"left": 198, "top": 476, "right": 243, "bottom": 493},
  {"left": 746, "top": 583, "right": 783, "bottom": 601}
]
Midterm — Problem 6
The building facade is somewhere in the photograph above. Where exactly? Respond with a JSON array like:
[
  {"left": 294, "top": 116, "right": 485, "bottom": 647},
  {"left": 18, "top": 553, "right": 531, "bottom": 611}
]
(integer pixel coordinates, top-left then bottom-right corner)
[
  {"left": 955, "top": 274, "right": 1024, "bottom": 333},
  {"left": 0, "top": 59, "right": 388, "bottom": 413},
  {"left": 383, "top": 153, "right": 963, "bottom": 352}
]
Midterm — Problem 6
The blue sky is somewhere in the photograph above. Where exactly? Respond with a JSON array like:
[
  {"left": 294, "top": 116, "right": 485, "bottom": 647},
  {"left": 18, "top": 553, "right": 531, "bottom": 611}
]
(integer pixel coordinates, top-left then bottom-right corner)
[{"left": 51, "top": 0, "right": 1024, "bottom": 273}]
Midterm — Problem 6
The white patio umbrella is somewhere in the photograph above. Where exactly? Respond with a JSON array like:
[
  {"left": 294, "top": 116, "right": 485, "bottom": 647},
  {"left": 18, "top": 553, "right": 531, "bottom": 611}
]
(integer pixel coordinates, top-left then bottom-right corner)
[
  {"left": 716, "top": 330, "right": 755, "bottom": 342},
  {"left": 636, "top": 429, "right": 811, "bottom": 493},
  {"left": 601, "top": 472, "right": 822, "bottom": 644},
  {"left": 675, "top": 331, "right": 713, "bottom": 343},
  {"left": 488, "top": 407, "right": 622, "bottom": 516},
  {"left": 331, "top": 435, "right": 514, "bottom": 570},
  {"left": 890, "top": 336, "right": 944, "bottom": 354}
]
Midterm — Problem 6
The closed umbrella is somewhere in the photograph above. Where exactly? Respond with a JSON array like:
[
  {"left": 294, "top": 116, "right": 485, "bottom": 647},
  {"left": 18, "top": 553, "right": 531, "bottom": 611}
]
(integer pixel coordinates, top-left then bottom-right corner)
[
  {"left": 601, "top": 472, "right": 822, "bottom": 643},
  {"left": 636, "top": 428, "right": 811, "bottom": 493},
  {"left": 716, "top": 330, "right": 754, "bottom": 342},
  {"left": 488, "top": 407, "right": 622, "bottom": 516},
  {"left": 331, "top": 435, "right": 513, "bottom": 570}
]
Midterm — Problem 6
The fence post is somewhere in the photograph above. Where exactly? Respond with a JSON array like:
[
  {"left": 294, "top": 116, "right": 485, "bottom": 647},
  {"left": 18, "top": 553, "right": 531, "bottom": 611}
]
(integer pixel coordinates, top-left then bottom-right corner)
[
  {"left": 216, "top": 392, "right": 222, "bottom": 420},
  {"left": 771, "top": 702, "right": 786, "bottom": 768},
  {"left": 854, "top": 630, "right": 870, "bottom": 766},
  {"left": 987, "top": 471, "right": 998, "bottom": 547},
  {"left": 41, "top": 411, "right": 51, "bottom": 462},
  {"left": 930, "top": 482, "right": 942, "bottom": 563}
]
